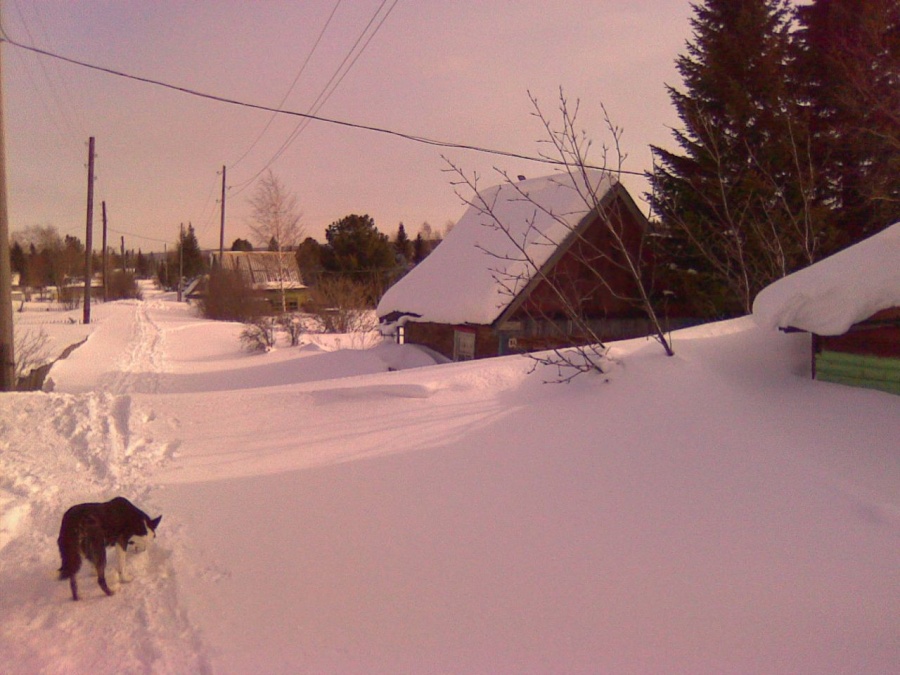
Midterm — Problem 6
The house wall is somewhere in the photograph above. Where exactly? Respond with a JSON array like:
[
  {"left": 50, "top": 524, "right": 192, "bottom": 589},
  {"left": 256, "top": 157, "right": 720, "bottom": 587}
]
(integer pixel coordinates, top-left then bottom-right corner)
[
  {"left": 515, "top": 198, "right": 647, "bottom": 321},
  {"left": 815, "top": 308, "right": 900, "bottom": 359},
  {"left": 405, "top": 322, "right": 498, "bottom": 361}
]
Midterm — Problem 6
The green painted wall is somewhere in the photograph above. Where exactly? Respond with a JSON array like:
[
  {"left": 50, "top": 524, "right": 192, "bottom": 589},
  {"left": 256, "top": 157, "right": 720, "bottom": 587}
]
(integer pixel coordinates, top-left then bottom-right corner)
[{"left": 816, "top": 351, "right": 900, "bottom": 396}]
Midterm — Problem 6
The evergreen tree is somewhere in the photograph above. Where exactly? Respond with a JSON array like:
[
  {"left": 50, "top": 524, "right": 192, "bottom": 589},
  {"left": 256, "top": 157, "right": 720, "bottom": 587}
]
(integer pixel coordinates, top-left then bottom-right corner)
[
  {"left": 231, "top": 238, "right": 253, "bottom": 252},
  {"left": 394, "top": 222, "right": 413, "bottom": 264},
  {"left": 295, "top": 237, "right": 324, "bottom": 285},
  {"left": 412, "top": 233, "right": 428, "bottom": 264},
  {"left": 177, "top": 223, "right": 206, "bottom": 279},
  {"left": 322, "top": 214, "right": 396, "bottom": 301},
  {"left": 323, "top": 214, "right": 395, "bottom": 274},
  {"left": 648, "top": 0, "right": 819, "bottom": 316},
  {"left": 794, "top": 0, "right": 900, "bottom": 245},
  {"left": 135, "top": 250, "right": 151, "bottom": 278}
]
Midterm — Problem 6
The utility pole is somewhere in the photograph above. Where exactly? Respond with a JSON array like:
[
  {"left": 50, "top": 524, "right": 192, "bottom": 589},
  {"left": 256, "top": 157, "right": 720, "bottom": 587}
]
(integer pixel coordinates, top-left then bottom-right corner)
[
  {"left": 101, "top": 201, "right": 108, "bottom": 301},
  {"left": 178, "top": 224, "right": 185, "bottom": 301},
  {"left": 219, "top": 165, "right": 226, "bottom": 264},
  {"left": 83, "top": 137, "right": 95, "bottom": 325},
  {"left": 0, "top": 1, "right": 16, "bottom": 390}
]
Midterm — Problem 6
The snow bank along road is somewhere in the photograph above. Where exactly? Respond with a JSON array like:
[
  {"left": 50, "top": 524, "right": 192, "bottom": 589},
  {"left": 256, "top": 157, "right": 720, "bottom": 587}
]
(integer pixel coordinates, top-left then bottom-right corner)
[{"left": 0, "top": 297, "right": 211, "bottom": 674}]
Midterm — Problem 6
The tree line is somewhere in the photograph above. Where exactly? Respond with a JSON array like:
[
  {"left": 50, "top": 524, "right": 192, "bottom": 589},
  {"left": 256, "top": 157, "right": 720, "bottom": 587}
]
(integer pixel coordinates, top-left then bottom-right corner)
[{"left": 9, "top": 224, "right": 147, "bottom": 303}]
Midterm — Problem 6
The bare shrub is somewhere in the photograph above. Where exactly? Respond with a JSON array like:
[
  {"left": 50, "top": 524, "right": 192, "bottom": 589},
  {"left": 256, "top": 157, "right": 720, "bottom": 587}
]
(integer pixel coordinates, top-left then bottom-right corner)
[
  {"left": 278, "top": 313, "right": 307, "bottom": 347},
  {"left": 306, "top": 277, "right": 376, "bottom": 334},
  {"left": 240, "top": 317, "right": 278, "bottom": 353},
  {"left": 107, "top": 270, "right": 143, "bottom": 300},
  {"left": 199, "top": 268, "right": 266, "bottom": 322},
  {"left": 58, "top": 286, "right": 81, "bottom": 311},
  {"left": 14, "top": 327, "right": 50, "bottom": 381}
]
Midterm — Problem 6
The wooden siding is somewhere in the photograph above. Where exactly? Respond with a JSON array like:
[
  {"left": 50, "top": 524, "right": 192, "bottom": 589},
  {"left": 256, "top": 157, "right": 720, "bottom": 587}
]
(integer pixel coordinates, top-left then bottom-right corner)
[
  {"left": 815, "top": 351, "right": 900, "bottom": 396},
  {"left": 812, "top": 308, "right": 900, "bottom": 395},
  {"left": 814, "top": 308, "right": 900, "bottom": 359},
  {"left": 405, "top": 322, "right": 498, "bottom": 361}
]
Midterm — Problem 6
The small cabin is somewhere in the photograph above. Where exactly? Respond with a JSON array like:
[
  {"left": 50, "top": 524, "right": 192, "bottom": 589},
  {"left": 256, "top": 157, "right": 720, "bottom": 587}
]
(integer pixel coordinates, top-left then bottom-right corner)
[{"left": 753, "top": 222, "right": 900, "bottom": 395}]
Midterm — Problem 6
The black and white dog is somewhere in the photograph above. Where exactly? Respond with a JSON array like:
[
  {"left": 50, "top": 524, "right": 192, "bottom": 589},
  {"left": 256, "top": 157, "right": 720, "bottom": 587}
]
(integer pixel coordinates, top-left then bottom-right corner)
[{"left": 57, "top": 496, "right": 161, "bottom": 601}]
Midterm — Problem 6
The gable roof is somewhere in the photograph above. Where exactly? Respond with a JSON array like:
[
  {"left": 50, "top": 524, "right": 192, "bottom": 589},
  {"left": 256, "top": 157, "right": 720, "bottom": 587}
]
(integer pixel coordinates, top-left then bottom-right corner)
[
  {"left": 215, "top": 251, "right": 305, "bottom": 290},
  {"left": 377, "top": 170, "right": 628, "bottom": 326},
  {"left": 753, "top": 221, "right": 900, "bottom": 335}
]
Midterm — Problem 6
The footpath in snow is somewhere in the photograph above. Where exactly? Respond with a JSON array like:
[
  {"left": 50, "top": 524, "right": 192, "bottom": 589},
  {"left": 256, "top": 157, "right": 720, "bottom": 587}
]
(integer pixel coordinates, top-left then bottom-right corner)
[{"left": 0, "top": 297, "right": 211, "bottom": 674}]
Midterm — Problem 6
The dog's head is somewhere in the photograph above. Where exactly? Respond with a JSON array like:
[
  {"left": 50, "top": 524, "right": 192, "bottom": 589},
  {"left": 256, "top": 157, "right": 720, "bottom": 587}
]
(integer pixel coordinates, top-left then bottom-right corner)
[{"left": 126, "top": 515, "right": 162, "bottom": 554}]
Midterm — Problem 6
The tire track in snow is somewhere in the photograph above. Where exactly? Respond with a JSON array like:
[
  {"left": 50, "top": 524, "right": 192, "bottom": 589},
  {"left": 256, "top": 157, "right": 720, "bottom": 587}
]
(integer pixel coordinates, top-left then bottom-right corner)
[{"left": 0, "top": 298, "right": 210, "bottom": 673}]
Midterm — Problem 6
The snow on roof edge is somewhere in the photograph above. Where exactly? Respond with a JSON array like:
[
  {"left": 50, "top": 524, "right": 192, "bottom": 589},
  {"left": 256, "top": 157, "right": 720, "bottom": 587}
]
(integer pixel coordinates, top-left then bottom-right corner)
[{"left": 752, "top": 222, "right": 900, "bottom": 335}]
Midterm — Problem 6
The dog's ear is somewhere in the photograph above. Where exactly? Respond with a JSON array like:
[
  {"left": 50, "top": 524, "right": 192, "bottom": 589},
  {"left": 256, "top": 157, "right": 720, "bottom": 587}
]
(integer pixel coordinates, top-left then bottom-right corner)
[{"left": 149, "top": 515, "right": 162, "bottom": 531}]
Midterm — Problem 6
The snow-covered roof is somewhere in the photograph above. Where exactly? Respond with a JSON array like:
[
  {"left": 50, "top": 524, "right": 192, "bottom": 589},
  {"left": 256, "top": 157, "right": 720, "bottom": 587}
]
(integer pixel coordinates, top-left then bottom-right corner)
[
  {"left": 377, "top": 170, "right": 615, "bottom": 326},
  {"left": 753, "top": 222, "right": 900, "bottom": 335},
  {"left": 217, "top": 251, "right": 305, "bottom": 290}
]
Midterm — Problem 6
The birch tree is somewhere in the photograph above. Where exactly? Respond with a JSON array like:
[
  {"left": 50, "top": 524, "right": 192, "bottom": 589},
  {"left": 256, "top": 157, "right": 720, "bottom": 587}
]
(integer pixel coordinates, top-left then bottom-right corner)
[{"left": 247, "top": 170, "right": 304, "bottom": 313}]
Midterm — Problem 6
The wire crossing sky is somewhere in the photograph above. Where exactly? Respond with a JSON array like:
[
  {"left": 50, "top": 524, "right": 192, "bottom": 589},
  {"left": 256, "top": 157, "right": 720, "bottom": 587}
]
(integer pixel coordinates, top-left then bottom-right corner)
[{"left": 3, "top": 1, "right": 693, "bottom": 249}]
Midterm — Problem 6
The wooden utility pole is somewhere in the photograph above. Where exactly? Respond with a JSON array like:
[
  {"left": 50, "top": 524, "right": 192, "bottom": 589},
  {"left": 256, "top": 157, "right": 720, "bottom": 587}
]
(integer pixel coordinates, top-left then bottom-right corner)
[
  {"left": 83, "top": 137, "right": 95, "bottom": 325},
  {"left": 177, "top": 223, "right": 184, "bottom": 302},
  {"left": 219, "top": 165, "right": 226, "bottom": 263},
  {"left": 101, "top": 201, "right": 108, "bottom": 301},
  {"left": 0, "top": 3, "right": 15, "bottom": 390}
]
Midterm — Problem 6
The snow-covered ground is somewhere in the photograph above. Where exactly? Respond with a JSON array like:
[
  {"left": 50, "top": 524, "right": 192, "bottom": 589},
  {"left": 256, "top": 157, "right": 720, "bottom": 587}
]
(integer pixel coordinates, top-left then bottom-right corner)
[{"left": 1, "top": 290, "right": 898, "bottom": 674}]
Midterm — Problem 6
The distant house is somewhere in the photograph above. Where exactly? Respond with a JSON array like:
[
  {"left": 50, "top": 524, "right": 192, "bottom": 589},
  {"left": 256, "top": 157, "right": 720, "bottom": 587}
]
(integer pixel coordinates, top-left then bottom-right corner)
[
  {"left": 210, "top": 251, "right": 308, "bottom": 311},
  {"left": 753, "top": 222, "right": 900, "bottom": 395},
  {"left": 377, "top": 170, "right": 680, "bottom": 361}
]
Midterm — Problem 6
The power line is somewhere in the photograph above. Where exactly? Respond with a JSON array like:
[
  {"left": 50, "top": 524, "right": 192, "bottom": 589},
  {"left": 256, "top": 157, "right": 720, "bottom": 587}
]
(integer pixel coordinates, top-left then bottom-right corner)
[
  {"left": 229, "top": 0, "right": 344, "bottom": 171},
  {"left": 1, "top": 35, "right": 645, "bottom": 178},
  {"left": 5, "top": 3, "right": 85, "bottom": 158},
  {"left": 106, "top": 226, "right": 174, "bottom": 246},
  {"left": 230, "top": 0, "right": 399, "bottom": 195}
]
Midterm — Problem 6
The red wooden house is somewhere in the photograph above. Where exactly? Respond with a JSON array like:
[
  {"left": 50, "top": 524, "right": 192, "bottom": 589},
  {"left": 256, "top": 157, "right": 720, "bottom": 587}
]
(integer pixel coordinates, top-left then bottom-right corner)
[{"left": 378, "top": 171, "right": 682, "bottom": 361}]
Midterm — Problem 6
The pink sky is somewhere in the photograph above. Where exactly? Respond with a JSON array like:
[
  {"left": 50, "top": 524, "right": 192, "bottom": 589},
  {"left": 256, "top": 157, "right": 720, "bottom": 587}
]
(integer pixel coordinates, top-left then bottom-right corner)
[{"left": 4, "top": 1, "right": 692, "bottom": 251}]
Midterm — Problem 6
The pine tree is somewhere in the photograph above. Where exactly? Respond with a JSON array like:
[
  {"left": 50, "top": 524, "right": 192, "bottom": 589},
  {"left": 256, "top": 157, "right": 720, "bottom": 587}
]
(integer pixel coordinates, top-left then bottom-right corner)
[
  {"left": 648, "top": 0, "right": 819, "bottom": 316},
  {"left": 394, "top": 223, "right": 413, "bottom": 264},
  {"left": 323, "top": 214, "right": 396, "bottom": 302},
  {"left": 794, "top": 0, "right": 900, "bottom": 245},
  {"left": 177, "top": 224, "right": 206, "bottom": 280},
  {"left": 323, "top": 214, "right": 395, "bottom": 274}
]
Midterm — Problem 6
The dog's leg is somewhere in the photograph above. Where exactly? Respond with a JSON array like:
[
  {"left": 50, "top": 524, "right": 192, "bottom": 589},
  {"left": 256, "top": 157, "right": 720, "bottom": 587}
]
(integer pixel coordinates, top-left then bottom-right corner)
[
  {"left": 115, "top": 543, "right": 132, "bottom": 583},
  {"left": 95, "top": 547, "right": 114, "bottom": 597},
  {"left": 69, "top": 575, "right": 80, "bottom": 601}
]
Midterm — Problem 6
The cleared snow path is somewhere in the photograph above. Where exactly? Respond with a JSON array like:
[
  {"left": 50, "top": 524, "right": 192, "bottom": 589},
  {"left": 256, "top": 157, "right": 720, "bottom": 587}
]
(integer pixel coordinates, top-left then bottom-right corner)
[{"left": 0, "top": 297, "right": 210, "bottom": 674}]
